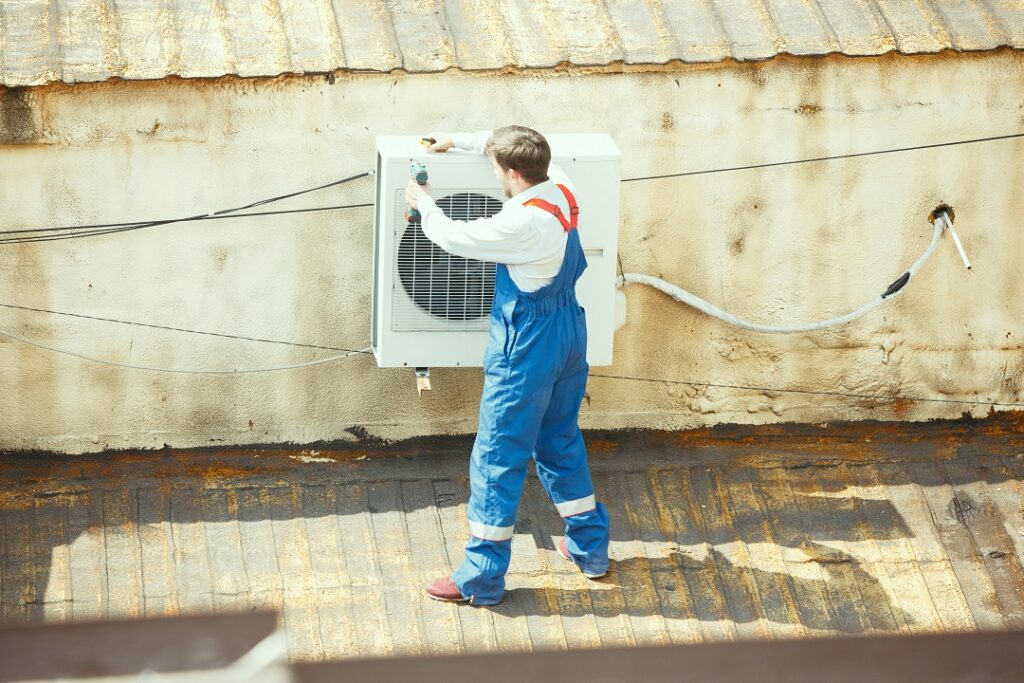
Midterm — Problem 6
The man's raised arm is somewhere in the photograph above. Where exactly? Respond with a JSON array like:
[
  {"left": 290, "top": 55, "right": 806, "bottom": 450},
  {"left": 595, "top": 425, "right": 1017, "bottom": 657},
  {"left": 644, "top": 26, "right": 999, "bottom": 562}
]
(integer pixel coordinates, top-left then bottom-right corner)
[{"left": 426, "top": 130, "right": 493, "bottom": 155}]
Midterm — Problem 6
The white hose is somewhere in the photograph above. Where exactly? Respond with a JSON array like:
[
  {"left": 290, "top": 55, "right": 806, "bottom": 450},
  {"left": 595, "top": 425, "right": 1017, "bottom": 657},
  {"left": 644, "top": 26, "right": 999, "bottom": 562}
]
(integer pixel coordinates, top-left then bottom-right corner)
[{"left": 617, "top": 215, "right": 946, "bottom": 334}]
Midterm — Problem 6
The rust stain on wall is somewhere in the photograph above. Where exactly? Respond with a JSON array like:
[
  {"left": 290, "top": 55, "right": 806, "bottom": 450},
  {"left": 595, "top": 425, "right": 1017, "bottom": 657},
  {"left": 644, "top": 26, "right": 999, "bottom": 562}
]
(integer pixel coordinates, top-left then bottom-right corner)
[{"left": 0, "top": 88, "right": 40, "bottom": 144}]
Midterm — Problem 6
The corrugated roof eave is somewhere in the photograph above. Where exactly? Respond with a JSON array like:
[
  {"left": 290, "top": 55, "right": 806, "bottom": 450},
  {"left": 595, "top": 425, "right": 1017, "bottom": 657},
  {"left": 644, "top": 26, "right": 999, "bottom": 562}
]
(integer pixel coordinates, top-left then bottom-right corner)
[{"left": 1, "top": 0, "right": 1021, "bottom": 88}]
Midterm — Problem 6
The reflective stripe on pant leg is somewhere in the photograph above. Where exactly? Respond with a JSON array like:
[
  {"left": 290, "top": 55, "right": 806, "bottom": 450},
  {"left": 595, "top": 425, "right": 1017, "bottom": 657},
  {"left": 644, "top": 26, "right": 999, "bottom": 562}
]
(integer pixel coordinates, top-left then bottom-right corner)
[
  {"left": 555, "top": 494, "right": 596, "bottom": 517},
  {"left": 563, "top": 503, "right": 610, "bottom": 576},
  {"left": 457, "top": 392, "right": 529, "bottom": 603},
  {"left": 468, "top": 519, "right": 515, "bottom": 541},
  {"left": 533, "top": 342, "right": 608, "bottom": 574},
  {"left": 455, "top": 323, "right": 558, "bottom": 604},
  {"left": 534, "top": 359, "right": 597, "bottom": 518}
]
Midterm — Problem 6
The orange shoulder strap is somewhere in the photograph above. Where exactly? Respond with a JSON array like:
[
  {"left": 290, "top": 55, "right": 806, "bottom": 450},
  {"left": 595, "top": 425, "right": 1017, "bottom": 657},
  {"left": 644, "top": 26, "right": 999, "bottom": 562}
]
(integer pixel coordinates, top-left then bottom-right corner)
[{"left": 523, "top": 184, "right": 578, "bottom": 232}]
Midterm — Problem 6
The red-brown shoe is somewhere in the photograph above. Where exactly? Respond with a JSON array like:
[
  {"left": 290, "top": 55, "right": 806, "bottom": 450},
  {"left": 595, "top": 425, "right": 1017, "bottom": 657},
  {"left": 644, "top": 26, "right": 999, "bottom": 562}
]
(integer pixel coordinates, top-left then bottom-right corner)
[
  {"left": 425, "top": 576, "right": 468, "bottom": 602},
  {"left": 558, "top": 538, "right": 607, "bottom": 579}
]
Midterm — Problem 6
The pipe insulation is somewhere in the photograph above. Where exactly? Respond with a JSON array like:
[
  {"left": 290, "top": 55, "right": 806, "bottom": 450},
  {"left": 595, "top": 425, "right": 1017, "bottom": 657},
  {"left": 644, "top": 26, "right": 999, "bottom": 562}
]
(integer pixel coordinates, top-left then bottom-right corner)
[{"left": 616, "top": 213, "right": 948, "bottom": 335}]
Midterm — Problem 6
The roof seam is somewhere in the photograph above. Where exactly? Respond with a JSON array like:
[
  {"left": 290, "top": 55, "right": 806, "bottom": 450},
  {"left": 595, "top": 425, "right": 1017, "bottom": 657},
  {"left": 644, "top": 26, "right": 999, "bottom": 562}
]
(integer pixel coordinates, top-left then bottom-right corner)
[
  {"left": 321, "top": 0, "right": 348, "bottom": 71},
  {"left": 648, "top": 0, "right": 685, "bottom": 63},
  {"left": 701, "top": 0, "right": 737, "bottom": 60},
  {"left": 380, "top": 0, "right": 406, "bottom": 73},
  {"left": 436, "top": 0, "right": 460, "bottom": 70},
  {"left": 266, "top": 0, "right": 296, "bottom": 75},
  {"left": 752, "top": 0, "right": 786, "bottom": 54},
  {"left": 210, "top": 0, "right": 239, "bottom": 78},
  {"left": 803, "top": 0, "right": 842, "bottom": 54},
  {"left": 49, "top": 0, "right": 65, "bottom": 83},
  {"left": 917, "top": 0, "right": 954, "bottom": 50},
  {"left": 871, "top": 1, "right": 907, "bottom": 54},
  {"left": 0, "top": 3, "right": 7, "bottom": 79},
  {"left": 862, "top": 0, "right": 900, "bottom": 54},
  {"left": 596, "top": 0, "right": 629, "bottom": 64},
  {"left": 98, "top": 0, "right": 121, "bottom": 77},
  {"left": 970, "top": 0, "right": 1014, "bottom": 47}
]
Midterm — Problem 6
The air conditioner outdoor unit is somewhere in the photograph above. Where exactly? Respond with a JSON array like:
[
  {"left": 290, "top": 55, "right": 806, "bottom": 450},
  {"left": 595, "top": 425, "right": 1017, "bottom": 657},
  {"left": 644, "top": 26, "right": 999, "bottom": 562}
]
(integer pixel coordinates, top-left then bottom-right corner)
[{"left": 371, "top": 134, "right": 620, "bottom": 369}]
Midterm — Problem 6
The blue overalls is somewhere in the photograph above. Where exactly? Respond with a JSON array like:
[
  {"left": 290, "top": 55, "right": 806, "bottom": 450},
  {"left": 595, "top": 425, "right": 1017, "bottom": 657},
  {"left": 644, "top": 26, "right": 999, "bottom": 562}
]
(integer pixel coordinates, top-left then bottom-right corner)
[{"left": 452, "top": 184, "right": 610, "bottom": 605}]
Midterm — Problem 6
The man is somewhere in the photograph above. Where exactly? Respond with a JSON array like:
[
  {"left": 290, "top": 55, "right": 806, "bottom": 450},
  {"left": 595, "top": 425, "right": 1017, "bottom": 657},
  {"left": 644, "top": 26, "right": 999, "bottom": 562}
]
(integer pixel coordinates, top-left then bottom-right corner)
[{"left": 405, "top": 126, "right": 610, "bottom": 606}]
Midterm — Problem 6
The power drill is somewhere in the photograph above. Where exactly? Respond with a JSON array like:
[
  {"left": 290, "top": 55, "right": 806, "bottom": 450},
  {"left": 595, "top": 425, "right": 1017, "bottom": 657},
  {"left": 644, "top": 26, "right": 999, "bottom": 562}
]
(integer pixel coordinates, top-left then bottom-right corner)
[{"left": 405, "top": 161, "right": 429, "bottom": 224}]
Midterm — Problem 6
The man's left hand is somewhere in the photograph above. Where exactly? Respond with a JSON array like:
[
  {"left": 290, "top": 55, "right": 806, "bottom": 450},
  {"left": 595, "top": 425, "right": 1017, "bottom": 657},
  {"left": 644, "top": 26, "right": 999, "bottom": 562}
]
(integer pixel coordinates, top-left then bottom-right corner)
[{"left": 405, "top": 179, "right": 432, "bottom": 210}]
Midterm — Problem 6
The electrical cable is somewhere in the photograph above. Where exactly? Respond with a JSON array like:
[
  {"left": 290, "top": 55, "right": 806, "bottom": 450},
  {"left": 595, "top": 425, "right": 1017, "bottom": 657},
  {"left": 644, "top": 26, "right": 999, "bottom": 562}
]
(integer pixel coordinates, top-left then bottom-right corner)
[
  {"left": 1, "top": 216, "right": 205, "bottom": 246},
  {"left": 0, "top": 202, "right": 374, "bottom": 246},
  {"left": 0, "top": 302, "right": 364, "bottom": 352},
  {"left": 0, "top": 323, "right": 372, "bottom": 374},
  {"left": 0, "top": 202, "right": 374, "bottom": 242},
  {"left": 620, "top": 131, "right": 1024, "bottom": 182},
  {"left": 4, "top": 131, "right": 1020, "bottom": 243},
  {"left": 0, "top": 171, "right": 371, "bottom": 245},
  {"left": 587, "top": 373, "right": 1024, "bottom": 409},
  {"left": 213, "top": 172, "right": 372, "bottom": 213}
]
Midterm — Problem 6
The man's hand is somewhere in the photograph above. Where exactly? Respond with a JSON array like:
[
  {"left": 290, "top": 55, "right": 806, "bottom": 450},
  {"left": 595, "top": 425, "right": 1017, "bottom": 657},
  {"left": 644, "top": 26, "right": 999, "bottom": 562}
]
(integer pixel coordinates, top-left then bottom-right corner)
[
  {"left": 405, "top": 179, "right": 432, "bottom": 210},
  {"left": 425, "top": 133, "right": 453, "bottom": 153}
]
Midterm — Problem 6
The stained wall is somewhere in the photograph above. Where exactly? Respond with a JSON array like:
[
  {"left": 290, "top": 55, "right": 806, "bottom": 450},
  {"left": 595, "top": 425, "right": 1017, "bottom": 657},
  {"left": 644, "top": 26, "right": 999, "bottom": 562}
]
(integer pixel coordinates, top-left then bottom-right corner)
[{"left": 1, "top": 50, "right": 1021, "bottom": 452}]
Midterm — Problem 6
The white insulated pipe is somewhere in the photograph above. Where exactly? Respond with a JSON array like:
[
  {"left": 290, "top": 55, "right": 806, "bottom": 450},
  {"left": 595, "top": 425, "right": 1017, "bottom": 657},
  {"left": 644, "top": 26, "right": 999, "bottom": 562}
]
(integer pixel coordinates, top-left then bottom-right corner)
[
  {"left": 617, "top": 214, "right": 949, "bottom": 334},
  {"left": 940, "top": 212, "right": 972, "bottom": 270}
]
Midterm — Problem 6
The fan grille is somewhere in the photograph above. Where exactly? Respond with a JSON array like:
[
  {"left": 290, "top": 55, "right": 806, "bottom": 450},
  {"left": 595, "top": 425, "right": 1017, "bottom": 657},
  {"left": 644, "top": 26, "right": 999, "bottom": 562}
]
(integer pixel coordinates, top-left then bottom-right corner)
[{"left": 391, "top": 191, "right": 502, "bottom": 331}]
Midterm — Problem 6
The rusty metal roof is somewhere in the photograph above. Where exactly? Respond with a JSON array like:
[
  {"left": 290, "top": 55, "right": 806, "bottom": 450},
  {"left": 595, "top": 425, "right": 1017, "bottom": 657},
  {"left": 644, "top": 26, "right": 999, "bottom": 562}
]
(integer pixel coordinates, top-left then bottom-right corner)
[
  {"left": 3, "top": 414, "right": 1024, "bottom": 654},
  {"left": 1, "top": 0, "right": 1023, "bottom": 87}
]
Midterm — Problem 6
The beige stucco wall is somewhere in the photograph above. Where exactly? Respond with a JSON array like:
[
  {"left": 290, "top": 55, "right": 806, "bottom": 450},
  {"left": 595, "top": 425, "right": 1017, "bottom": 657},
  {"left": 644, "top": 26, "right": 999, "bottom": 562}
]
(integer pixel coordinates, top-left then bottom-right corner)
[{"left": 1, "top": 50, "right": 1022, "bottom": 453}]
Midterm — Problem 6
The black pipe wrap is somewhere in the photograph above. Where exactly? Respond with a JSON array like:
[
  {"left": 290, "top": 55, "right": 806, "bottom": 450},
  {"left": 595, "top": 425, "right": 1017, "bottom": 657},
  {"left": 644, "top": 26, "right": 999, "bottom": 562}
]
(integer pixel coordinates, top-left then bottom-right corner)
[{"left": 882, "top": 271, "right": 911, "bottom": 299}]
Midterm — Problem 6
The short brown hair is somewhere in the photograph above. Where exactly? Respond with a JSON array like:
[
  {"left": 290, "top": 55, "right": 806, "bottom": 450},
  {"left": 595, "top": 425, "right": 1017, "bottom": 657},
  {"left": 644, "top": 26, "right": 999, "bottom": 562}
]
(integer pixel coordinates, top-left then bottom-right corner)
[{"left": 484, "top": 125, "right": 551, "bottom": 185}]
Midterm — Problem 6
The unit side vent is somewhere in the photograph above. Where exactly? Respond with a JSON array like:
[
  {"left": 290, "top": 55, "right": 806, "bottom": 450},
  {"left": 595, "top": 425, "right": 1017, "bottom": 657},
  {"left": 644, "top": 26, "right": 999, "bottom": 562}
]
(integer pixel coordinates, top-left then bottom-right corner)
[{"left": 391, "top": 190, "right": 502, "bottom": 331}]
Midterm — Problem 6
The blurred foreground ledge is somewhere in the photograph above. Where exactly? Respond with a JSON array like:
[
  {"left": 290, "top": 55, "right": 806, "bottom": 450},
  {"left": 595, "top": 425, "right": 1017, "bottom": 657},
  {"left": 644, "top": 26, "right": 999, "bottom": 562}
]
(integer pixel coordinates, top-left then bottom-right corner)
[{"left": 1, "top": 611, "right": 1022, "bottom": 683}]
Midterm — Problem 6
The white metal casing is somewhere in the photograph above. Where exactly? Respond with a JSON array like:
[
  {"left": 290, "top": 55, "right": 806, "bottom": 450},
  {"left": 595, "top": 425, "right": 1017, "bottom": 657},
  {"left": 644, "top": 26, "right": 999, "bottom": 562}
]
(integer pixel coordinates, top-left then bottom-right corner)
[{"left": 372, "top": 134, "right": 620, "bottom": 368}]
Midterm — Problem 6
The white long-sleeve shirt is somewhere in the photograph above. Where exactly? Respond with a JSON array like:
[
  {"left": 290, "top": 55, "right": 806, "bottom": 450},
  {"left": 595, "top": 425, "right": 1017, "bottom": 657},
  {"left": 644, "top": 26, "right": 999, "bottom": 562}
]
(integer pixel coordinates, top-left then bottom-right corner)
[{"left": 417, "top": 130, "right": 576, "bottom": 293}]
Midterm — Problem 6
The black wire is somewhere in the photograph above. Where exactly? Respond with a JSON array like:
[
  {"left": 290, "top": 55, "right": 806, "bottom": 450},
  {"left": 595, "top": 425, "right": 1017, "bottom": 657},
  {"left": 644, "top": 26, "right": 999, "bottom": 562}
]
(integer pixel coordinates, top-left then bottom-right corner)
[
  {"left": 5, "top": 131, "right": 1022, "bottom": 244},
  {"left": 0, "top": 302, "right": 372, "bottom": 353},
  {"left": 0, "top": 202, "right": 376, "bottom": 245},
  {"left": 2, "top": 217, "right": 166, "bottom": 235},
  {"left": 620, "top": 132, "right": 1024, "bottom": 183},
  {"left": 0, "top": 171, "right": 371, "bottom": 243},
  {"left": 588, "top": 373, "right": 1024, "bottom": 409},
  {"left": 0, "top": 201, "right": 376, "bottom": 239},
  {"left": 204, "top": 203, "right": 374, "bottom": 219},
  {"left": 0, "top": 215, "right": 207, "bottom": 245},
  {"left": 213, "top": 172, "right": 371, "bottom": 214}
]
